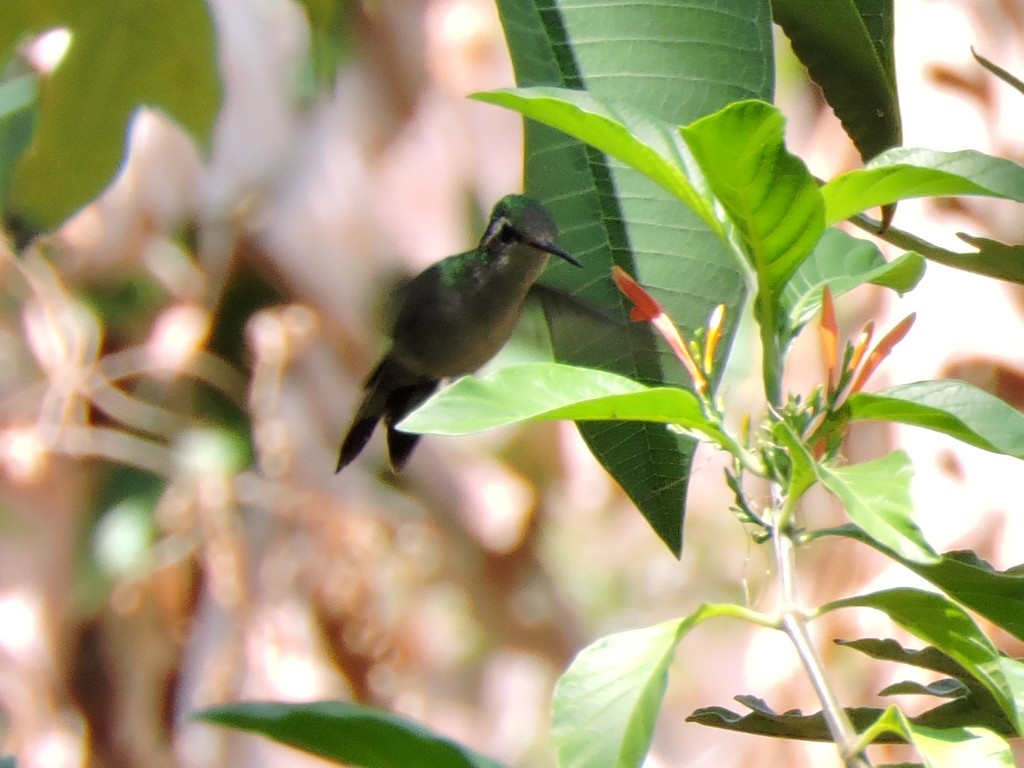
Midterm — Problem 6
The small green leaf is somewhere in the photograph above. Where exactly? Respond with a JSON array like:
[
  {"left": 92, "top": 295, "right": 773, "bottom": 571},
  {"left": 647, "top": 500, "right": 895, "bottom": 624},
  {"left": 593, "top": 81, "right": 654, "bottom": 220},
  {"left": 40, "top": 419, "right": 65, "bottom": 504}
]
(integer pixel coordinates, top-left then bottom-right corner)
[
  {"left": 827, "top": 589, "right": 1024, "bottom": 735},
  {"left": 472, "top": 87, "right": 718, "bottom": 234},
  {"left": 866, "top": 706, "right": 1014, "bottom": 768},
  {"left": 847, "top": 380, "right": 1024, "bottom": 458},
  {"left": 681, "top": 100, "right": 823, "bottom": 291},
  {"left": 824, "top": 148, "right": 1024, "bottom": 225},
  {"left": 399, "top": 363, "right": 728, "bottom": 446},
  {"left": 553, "top": 605, "right": 736, "bottom": 768},
  {"left": 814, "top": 451, "right": 938, "bottom": 564},
  {"left": 196, "top": 701, "right": 505, "bottom": 768},
  {"left": 783, "top": 228, "right": 924, "bottom": 338}
]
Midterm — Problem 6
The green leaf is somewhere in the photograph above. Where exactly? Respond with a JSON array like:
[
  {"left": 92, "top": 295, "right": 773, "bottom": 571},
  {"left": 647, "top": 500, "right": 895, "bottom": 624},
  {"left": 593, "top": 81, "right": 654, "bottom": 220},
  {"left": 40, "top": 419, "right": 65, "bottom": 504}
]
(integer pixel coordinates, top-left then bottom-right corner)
[
  {"left": 196, "top": 701, "right": 505, "bottom": 768},
  {"left": 0, "top": 74, "right": 37, "bottom": 212},
  {"left": 825, "top": 530, "right": 1024, "bottom": 644},
  {"left": 474, "top": 88, "right": 717, "bottom": 234},
  {"left": 826, "top": 589, "right": 1024, "bottom": 735},
  {"left": 681, "top": 99, "right": 822, "bottom": 402},
  {"left": 399, "top": 363, "right": 729, "bottom": 446},
  {"left": 824, "top": 149, "right": 1024, "bottom": 225},
  {"left": 814, "top": 451, "right": 938, "bottom": 564},
  {"left": 772, "top": 0, "right": 901, "bottom": 162},
  {"left": 847, "top": 380, "right": 1024, "bottom": 458},
  {"left": 866, "top": 706, "right": 1014, "bottom": 768},
  {"left": 553, "top": 605, "right": 737, "bottom": 768},
  {"left": 782, "top": 228, "right": 924, "bottom": 338},
  {"left": 688, "top": 698, "right": 904, "bottom": 742},
  {"left": 495, "top": 0, "right": 772, "bottom": 556},
  {"left": 681, "top": 100, "right": 823, "bottom": 291},
  {"left": 3, "top": 0, "right": 222, "bottom": 230},
  {"left": 972, "top": 49, "right": 1024, "bottom": 99}
]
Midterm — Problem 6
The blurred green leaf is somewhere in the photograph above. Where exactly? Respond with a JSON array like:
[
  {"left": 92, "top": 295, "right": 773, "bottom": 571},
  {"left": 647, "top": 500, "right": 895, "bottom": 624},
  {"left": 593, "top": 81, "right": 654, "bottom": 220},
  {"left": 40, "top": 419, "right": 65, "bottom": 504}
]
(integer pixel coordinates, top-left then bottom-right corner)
[
  {"left": 824, "top": 149, "right": 1024, "bottom": 225},
  {"left": 847, "top": 380, "right": 1024, "bottom": 458},
  {"left": 826, "top": 589, "right": 1024, "bottom": 734},
  {"left": 553, "top": 605, "right": 738, "bottom": 768},
  {"left": 0, "top": 74, "right": 37, "bottom": 212},
  {"left": 3, "top": 0, "right": 221, "bottom": 229},
  {"left": 782, "top": 228, "right": 924, "bottom": 339},
  {"left": 772, "top": 0, "right": 900, "bottom": 162},
  {"left": 867, "top": 705, "right": 1014, "bottom": 768},
  {"left": 815, "top": 451, "right": 938, "bottom": 564},
  {"left": 197, "top": 701, "right": 505, "bottom": 768},
  {"left": 400, "top": 363, "right": 728, "bottom": 446}
]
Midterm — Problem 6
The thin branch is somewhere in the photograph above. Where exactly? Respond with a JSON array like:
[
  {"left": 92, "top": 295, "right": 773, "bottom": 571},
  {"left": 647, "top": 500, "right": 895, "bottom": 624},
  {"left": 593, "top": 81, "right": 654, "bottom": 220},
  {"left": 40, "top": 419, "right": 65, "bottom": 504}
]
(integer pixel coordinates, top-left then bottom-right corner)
[{"left": 772, "top": 523, "right": 872, "bottom": 768}]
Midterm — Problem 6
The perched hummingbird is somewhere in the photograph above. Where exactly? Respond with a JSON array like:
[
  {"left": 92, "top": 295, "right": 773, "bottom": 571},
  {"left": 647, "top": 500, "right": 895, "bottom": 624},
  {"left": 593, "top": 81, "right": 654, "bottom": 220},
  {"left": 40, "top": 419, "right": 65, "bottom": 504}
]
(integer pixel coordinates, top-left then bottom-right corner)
[{"left": 336, "top": 194, "right": 581, "bottom": 472}]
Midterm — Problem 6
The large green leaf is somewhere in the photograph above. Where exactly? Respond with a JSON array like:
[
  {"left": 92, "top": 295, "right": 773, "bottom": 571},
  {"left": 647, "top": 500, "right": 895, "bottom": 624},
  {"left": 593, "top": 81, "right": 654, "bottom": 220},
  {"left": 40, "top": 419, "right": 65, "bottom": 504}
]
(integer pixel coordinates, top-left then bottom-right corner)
[
  {"left": 552, "top": 605, "right": 740, "bottom": 768},
  {"left": 772, "top": 0, "right": 901, "bottom": 162},
  {"left": 3, "top": 0, "right": 221, "bottom": 230},
  {"left": 399, "top": 363, "right": 730, "bottom": 447},
  {"left": 847, "top": 380, "right": 1024, "bottom": 458},
  {"left": 824, "top": 148, "right": 1024, "bottom": 225},
  {"left": 827, "top": 589, "right": 1024, "bottom": 735},
  {"left": 494, "top": 0, "right": 773, "bottom": 555},
  {"left": 814, "top": 451, "right": 938, "bottom": 564},
  {"left": 782, "top": 228, "right": 924, "bottom": 340},
  {"left": 196, "top": 701, "right": 505, "bottom": 768}
]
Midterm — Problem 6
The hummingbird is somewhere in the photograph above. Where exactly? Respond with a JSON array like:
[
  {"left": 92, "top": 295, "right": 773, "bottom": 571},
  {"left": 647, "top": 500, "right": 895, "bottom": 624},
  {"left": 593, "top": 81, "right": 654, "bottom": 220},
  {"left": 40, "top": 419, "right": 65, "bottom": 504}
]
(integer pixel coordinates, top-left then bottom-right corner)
[{"left": 336, "top": 194, "right": 581, "bottom": 472}]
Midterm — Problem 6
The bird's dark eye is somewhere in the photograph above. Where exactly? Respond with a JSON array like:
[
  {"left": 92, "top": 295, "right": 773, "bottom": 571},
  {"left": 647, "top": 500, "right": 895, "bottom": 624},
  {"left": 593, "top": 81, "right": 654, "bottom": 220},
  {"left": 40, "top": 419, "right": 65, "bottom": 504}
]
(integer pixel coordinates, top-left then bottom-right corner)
[{"left": 481, "top": 216, "right": 517, "bottom": 248}]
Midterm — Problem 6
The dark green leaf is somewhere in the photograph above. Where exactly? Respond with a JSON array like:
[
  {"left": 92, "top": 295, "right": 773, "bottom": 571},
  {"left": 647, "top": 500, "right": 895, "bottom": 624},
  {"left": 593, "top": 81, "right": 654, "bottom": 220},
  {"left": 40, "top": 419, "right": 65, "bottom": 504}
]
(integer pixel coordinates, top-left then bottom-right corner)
[
  {"left": 826, "top": 589, "right": 1024, "bottom": 734},
  {"left": 196, "top": 701, "right": 505, "bottom": 768},
  {"left": 772, "top": 0, "right": 901, "bottom": 161},
  {"left": 495, "top": 0, "right": 772, "bottom": 555}
]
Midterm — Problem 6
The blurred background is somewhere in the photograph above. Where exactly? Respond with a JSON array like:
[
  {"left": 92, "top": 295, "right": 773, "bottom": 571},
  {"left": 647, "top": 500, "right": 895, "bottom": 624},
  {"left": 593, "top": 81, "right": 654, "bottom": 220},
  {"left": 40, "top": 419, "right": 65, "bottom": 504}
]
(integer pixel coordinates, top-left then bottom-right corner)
[{"left": 1, "top": 0, "right": 1023, "bottom": 766}]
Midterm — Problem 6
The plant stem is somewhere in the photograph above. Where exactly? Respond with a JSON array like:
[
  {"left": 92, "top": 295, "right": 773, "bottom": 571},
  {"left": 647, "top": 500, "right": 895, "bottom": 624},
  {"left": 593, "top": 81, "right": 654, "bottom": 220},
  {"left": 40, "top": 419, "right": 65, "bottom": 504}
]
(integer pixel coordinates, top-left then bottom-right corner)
[{"left": 772, "top": 524, "right": 872, "bottom": 768}]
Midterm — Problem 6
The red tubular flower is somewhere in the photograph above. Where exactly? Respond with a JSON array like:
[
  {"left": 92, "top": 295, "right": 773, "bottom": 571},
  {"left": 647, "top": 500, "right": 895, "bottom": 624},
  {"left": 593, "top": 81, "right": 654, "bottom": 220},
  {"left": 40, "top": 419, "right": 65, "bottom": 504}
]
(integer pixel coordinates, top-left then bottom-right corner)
[
  {"left": 849, "top": 313, "right": 916, "bottom": 395},
  {"left": 819, "top": 287, "right": 839, "bottom": 395},
  {"left": 612, "top": 266, "right": 707, "bottom": 394}
]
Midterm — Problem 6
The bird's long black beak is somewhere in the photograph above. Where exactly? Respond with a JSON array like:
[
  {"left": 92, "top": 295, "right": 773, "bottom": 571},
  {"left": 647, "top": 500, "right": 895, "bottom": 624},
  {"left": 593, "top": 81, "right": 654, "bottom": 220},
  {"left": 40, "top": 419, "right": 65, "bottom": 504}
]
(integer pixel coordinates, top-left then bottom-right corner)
[{"left": 531, "top": 238, "right": 582, "bottom": 267}]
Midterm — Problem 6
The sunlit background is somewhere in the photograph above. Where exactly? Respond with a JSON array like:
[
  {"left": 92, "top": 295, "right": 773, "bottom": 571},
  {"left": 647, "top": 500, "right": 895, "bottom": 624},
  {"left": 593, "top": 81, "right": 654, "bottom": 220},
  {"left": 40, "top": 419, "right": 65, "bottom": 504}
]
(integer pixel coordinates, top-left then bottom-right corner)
[{"left": 1, "top": 1, "right": 1023, "bottom": 766}]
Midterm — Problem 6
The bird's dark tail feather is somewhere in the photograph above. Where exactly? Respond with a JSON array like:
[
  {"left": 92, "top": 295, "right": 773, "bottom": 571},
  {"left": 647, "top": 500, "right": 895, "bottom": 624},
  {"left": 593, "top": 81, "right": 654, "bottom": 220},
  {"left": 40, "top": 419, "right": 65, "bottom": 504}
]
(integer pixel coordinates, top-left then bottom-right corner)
[
  {"left": 336, "top": 357, "right": 392, "bottom": 472},
  {"left": 336, "top": 357, "right": 438, "bottom": 472},
  {"left": 384, "top": 379, "right": 439, "bottom": 470}
]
